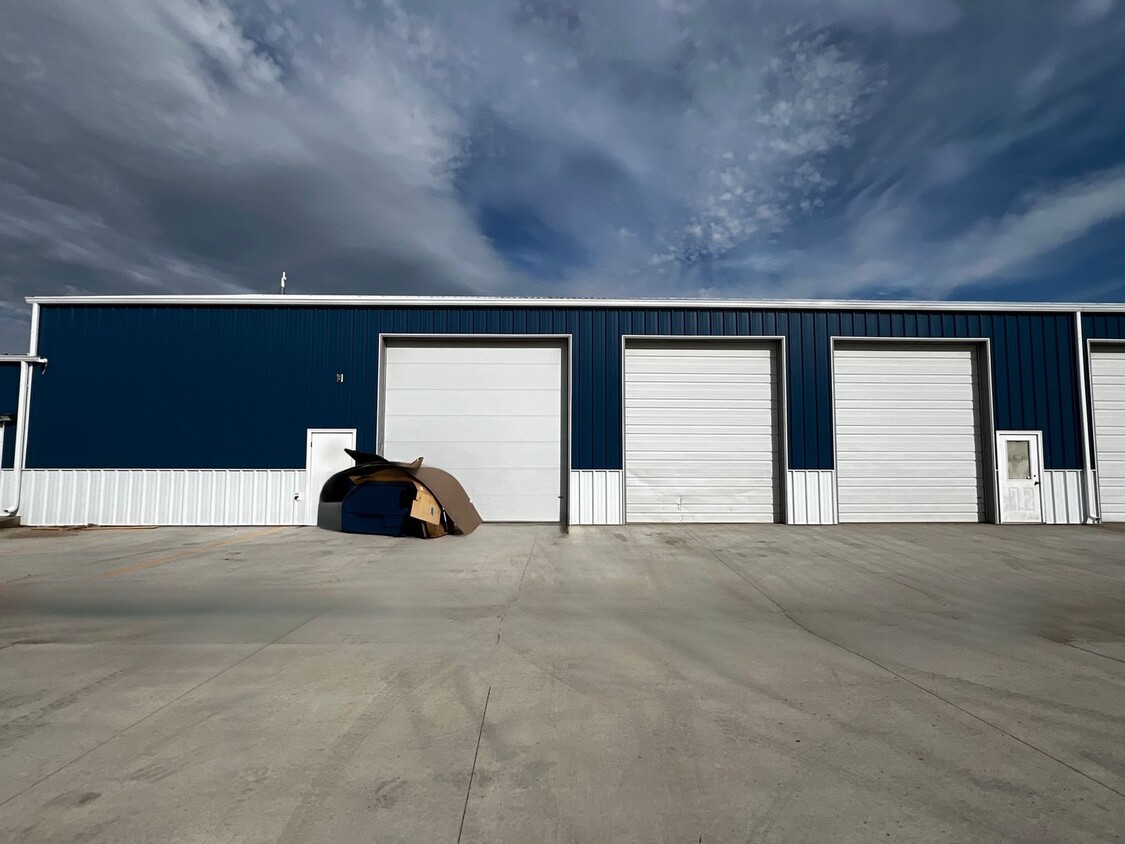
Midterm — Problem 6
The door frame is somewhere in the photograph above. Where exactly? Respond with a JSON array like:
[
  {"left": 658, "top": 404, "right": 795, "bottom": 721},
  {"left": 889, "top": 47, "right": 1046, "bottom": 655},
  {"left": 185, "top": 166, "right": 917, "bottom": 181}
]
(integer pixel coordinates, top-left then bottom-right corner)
[
  {"left": 305, "top": 428, "right": 357, "bottom": 526},
  {"left": 1086, "top": 339, "right": 1125, "bottom": 523},
  {"left": 376, "top": 334, "right": 573, "bottom": 528},
  {"left": 829, "top": 337, "right": 999, "bottom": 524},
  {"left": 995, "top": 429, "right": 1045, "bottom": 524},
  {"left": 619, "top": 335, "right": 789, "bottom": 524}
]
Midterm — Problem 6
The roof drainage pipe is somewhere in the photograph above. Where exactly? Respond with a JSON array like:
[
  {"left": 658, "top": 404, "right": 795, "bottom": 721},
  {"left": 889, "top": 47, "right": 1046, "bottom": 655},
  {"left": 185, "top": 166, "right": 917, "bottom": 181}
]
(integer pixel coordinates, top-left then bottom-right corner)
[
  {"left": 1, "top": 358, "right": 46, "bottom": 518},
  {"left": 2, "top": 300, "right": 46, "bottom": 518}
]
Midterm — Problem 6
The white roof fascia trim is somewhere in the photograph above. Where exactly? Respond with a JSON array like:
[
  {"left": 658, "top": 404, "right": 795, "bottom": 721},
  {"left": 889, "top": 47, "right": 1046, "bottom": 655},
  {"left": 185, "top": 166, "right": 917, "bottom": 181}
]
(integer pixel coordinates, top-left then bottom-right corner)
[{"left": 22, "top": 293, "right": 1125, "bottom": 313}]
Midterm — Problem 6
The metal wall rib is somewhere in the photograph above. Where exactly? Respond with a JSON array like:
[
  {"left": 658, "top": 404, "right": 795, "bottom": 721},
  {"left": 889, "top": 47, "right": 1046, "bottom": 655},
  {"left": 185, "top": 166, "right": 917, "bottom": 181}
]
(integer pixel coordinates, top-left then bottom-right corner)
[{"left": 28, "top": 305, "right": 1087, "bottom": 471}]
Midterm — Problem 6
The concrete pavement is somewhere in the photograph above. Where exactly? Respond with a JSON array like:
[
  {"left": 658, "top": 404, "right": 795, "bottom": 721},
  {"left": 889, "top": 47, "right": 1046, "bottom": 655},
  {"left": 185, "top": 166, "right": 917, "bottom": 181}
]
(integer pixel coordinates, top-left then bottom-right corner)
[{"left": 0, "top": 523, "right": 1123, "bottom": 842}]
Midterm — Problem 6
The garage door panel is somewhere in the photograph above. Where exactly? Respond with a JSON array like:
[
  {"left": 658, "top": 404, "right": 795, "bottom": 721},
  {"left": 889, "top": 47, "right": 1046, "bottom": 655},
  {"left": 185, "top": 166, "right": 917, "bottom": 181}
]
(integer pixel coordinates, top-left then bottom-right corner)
[
  {"left": 837, "top": 364, "right": 975, "bottom": 376},
  {"left": 1092, "top": 348, "right": 1125, "bottom": 521},
  {"left": 626, "top": 462, "right": 777, "bottom": 478},
  {"left": 627, "top": 413, "right": 775, "bottom": 427},
  {"left": 844, "top": 509, "right": 981, "bottom": 523},
  {"left": 387, "top": 415, "right": 560, "bottom": 443},
  {"left": 627, "top": 435, "right": 778, "bottom": 450},
  {"left": 438, "top": 467, "right": 561, "bottom": 495},
  {"left": 625, "top": 343, "right": 779, "bottom": 523},
  {"left": 470, "top": 493, "right": 559, "bottom": 522},
  {"left": 836, "top": 399, "right": 977, "bottom": 410},
  {"left": 388, "top": 346, "right": 561, "bottom": 365},
  {"left": 835, "top": 344, "right": 984, "bottom": 523},
  {"left": 383, "top": 343, "right": 563, "bottom": 522},
  {"left": 381, "top": 440, "right": 560, "bottom": 468},
  {"left": 839, "top": 466, "right": 980, "bottom": 481},
  {"left": 384, "top": 388, "right": 562, "bottom": 415},
  {"left": 628, "top": 512, "right": 773, "bottom": 524},
  {"left": 836, "top": 424, "right": 979, "bottom": 436},
  {"left": 629, "top": 495, "right": 779, "bottom": 518},
  {"left": 630, "top": 366, "right": 778, "bottom": 380},
  {"left": 628, "top": 422, "right": 775, "bottom": 433},
  {"left": 628, "top": 348, "right": 771, "bottom": 361},
  {"left": 840, "top": 483, "right": 982, "bottom": 499}
]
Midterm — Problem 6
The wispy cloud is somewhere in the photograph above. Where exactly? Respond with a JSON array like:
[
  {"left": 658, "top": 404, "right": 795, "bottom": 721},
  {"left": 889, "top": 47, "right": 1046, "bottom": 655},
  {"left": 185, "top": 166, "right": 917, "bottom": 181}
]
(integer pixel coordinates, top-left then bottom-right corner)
[
  {"left": 1072, "top": 0, "right": 1117, "bottom": 23},
  {"left": 1, "top": 0, "right": 1124, "bottom": 349},
  {"left": 936, "top": 167, "right": 1125, "bottom": 294}
]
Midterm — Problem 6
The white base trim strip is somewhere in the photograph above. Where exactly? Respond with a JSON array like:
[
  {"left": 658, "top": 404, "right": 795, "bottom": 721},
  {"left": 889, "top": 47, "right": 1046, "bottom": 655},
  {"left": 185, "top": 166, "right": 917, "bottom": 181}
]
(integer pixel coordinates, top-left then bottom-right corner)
[
  {"left": 1041, "top": 470, "right": 1086, "bottom": 525},
  {"left": 788, "top": 470, "right": 837, "bottom": 525},
  {"left": 1, "top": 467, "right": 1087, "bottom": 528},
  {"left": 1, "top": 469, "right": 306, "bottom": 526},
  {"left": 569, "top": 470, "right": 623, "bottom": 525}
]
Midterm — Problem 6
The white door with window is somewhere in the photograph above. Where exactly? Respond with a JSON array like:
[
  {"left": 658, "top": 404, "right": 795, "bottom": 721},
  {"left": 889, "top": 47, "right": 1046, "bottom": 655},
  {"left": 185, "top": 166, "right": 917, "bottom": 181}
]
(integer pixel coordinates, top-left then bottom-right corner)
[
  {"left": 305, "top": 429, "right": 357, "bottom": 525},
  {"left": 996, "top": 432, "right": 1043, "bottom": 523}
]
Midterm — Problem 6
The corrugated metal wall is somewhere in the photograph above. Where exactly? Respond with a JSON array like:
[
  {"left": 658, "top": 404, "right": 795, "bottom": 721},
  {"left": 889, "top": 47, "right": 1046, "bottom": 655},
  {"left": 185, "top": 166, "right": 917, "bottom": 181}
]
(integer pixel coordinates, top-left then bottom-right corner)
[
  {"left": 0, "top": 363, "right": 18, "bottom": 469},
  {"left": 1, "top": 469, "right": 305, "bottom": 526},
  {"left": 29, "top": 305, "right": 1085, "bottom": 471},
  {"left": 1084, "top": 314, "right": 1125, "bottom": 341}
]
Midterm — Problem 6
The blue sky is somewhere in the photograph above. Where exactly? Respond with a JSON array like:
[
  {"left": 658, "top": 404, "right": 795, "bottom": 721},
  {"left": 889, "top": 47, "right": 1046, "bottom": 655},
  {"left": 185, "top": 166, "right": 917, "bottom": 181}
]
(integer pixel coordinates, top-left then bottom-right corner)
[{"left": 1, "top": 0, "right": 1124, "bottom": 349}]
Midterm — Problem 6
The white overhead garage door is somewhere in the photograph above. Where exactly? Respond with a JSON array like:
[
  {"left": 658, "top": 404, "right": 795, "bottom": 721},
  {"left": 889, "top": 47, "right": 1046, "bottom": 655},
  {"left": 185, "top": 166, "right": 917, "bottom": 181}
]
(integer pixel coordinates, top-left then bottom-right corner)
[
  {"left": 834, "top": 343, "right": 985, "bottom": 523},
  {"left": 624, "top": 342, "right": 780, "bottom": 523},
  {"left": 382, "top": 341, "right": 564, "bottom": 522},
  {"left": 1091, "top": 347, "right": 1125, "bottom": 522}
]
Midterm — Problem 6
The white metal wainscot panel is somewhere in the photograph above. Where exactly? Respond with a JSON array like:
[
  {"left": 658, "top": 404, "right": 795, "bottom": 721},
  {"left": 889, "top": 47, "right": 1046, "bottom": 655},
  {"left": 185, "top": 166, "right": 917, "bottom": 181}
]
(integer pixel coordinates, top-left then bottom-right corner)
[
  {"left": 381, "top": 341, "right": 565, "bottom": 522},
  {"left": 624, "top": 342, "right": 780, "bottom": 523},
  {"left": 833, "top": 343, "right": 986, "bottom": 523},
  {"left": 6, "top": 469, "right": 306, "bottom": 526},
  {"left": 1041, "top": 470, "right": 1085, "bottom": 524},
  {"left": 1091, "top": 346, "right": 1125, "bottom": 521},
  {"left": 569, "top": 470, "right": 623, "bottom": 525}
]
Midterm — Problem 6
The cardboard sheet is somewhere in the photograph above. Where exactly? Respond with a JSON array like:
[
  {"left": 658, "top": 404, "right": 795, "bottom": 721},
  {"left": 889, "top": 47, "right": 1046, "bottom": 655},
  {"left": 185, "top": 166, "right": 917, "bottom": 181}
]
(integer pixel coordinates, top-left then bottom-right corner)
[{"left": 344, "top": 461, "right": 482, "bottom": 535}]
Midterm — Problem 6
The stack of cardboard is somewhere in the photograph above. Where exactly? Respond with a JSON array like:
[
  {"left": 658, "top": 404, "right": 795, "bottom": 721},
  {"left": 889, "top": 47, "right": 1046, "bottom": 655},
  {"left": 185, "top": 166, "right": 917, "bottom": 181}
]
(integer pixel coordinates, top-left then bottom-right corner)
[
  {"left": 349, "top": 469, "right": 447, "bottom": 537},
  {"left": 317, "top": 451, "right": 482, "bottom": 538}
]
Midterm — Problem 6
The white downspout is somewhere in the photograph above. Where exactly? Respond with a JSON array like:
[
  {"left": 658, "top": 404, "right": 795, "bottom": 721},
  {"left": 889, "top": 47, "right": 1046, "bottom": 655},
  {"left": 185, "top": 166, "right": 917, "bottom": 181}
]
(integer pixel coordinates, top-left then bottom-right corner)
[
  {"left": 1075, "top": 309, "right": 1099, "bottom": 524},
  {"left": 2, "top": 303, "right": 43, "bottom": 518},
  {"left": 1, "top": 362, "right": 30, "bottom": 517}
]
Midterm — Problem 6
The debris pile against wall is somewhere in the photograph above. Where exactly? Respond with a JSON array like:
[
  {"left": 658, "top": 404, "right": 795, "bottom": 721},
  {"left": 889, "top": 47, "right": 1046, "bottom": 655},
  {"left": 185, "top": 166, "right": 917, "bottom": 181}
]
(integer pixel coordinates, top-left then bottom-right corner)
[{"left": 317, "top": 451, "right": 481, "bottom": 538}]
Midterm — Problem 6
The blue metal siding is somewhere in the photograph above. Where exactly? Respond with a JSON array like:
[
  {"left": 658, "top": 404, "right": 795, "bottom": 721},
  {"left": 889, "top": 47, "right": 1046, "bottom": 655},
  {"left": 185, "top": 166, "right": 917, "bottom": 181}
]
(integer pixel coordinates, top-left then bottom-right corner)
[
  {"left": 1085, "top": 314, "right": 1125, "bottom": 340},
  {"left": 0, "top": 363, "right": 18, "bottom": 469},
  {"left": 30, "top": 306, "right": 380, "bottom": 469},
  {"left": 27, "top": 304, "right": 1087, "bottom": 471}
]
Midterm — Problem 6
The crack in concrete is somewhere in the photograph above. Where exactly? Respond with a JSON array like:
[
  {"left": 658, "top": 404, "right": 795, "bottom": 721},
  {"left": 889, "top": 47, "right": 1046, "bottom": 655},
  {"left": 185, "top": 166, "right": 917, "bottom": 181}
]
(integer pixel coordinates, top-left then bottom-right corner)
[
  {"left": 457, "top": 685, "right": 491, "bottom": 844},
  {"left": 0, "top": 605, "right": 332, "bottom": 810},
  {"left": 685, "top": 528, "right": 1125, "bottom": 803},
  {"left": 496, "top": 532, "right": 537, "bottom": 646},
  {"left": 1063, "top": 641, "right": 1125, "bottom": 666}
]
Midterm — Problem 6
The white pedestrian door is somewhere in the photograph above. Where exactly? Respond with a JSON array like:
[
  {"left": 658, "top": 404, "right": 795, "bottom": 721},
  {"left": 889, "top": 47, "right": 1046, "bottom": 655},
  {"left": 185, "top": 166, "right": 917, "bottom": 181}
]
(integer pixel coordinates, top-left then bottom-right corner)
[
  {"left": 996, "top": 432, "right": 1043, "bottom": 524},
  {"left": 305, "top": 429, "right": 357, "bottom": 525}
]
